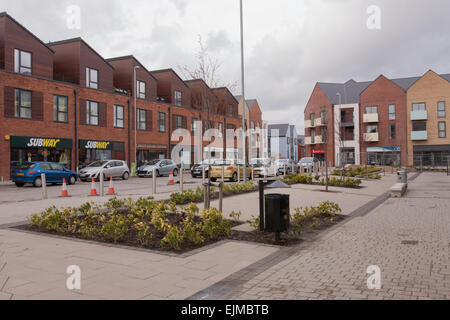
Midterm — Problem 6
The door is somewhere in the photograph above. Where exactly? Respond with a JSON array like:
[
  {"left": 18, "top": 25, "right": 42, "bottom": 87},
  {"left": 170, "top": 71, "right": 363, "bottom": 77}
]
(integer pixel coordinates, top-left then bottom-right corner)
[
  {"left": 40, "top": 163, "right": 55, "bottom": 183},
  {"left": 103, "top": 161, "right": 115, "bottom": 178},
  {"left": 49, "top": 163, "right": 64, "bottom": 182}
]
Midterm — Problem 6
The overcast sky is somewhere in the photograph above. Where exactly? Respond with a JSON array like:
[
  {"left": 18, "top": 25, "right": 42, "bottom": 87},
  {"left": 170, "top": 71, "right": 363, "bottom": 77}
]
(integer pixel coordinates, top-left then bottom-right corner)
[{"left": 2, "top": 0, "right": 450, "bottom": 134}]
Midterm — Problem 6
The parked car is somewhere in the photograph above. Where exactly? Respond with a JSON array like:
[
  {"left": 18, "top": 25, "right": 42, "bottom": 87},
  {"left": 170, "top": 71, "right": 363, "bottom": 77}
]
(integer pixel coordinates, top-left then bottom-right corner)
[
  {"left": 298, "top": 157, "right": 320, "bottom": 173},
  {"left": 275, "top": 159, "right": 298, "bottom": 175},
  {"left": 191, "top": 159, "right": 216, "bottom": 178},
  {"left": 210, "top": 159, "right": 254, "bottom": 182},
  {"left": 79, "top": 160, "right": 130, "bottom": 182},
  {"left": 12, "top": 162, "right": 78, "bottom": 188},
  {"left": 250, "top": 158, "right": 277, "bottom": 177},
  {"left": 137, "top": 159, "right": 178, "bottom": 178}
]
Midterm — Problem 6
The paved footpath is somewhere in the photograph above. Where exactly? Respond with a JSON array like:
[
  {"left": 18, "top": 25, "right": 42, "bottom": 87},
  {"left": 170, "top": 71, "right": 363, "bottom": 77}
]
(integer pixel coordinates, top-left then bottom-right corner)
[{"left": 228, "top": 172, "right": 450, "bottom": 300}]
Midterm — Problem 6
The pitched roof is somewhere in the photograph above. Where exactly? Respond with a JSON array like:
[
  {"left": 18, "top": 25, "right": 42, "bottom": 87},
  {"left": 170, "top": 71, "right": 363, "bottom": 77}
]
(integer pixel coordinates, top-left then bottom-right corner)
[
  {"left": 268, "top": 124, "right": 290, "bottom": 137},
  {"left": 0, "top": 12, "right": 55, "bottom": 54},
  {"left": 106, "top": 55, "right": 157, "bottom": 81},
  {"left": 234, "top": 95, "right": 257, "bottom": 110},
  {"left": 151, "top": 68, "right": 190, "bottom": 89},
  {"left": 318, "top": 72, "right": 450, "bottom": 105},
  {"left": 48, "top": 37, "right": 115, "bottom": 70}
]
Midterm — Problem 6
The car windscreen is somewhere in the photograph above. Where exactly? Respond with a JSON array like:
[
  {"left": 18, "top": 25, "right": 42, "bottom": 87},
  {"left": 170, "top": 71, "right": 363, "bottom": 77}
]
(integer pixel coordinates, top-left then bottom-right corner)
[
  {"left": 146, "top": 160, "right": 160, "bottom": 166},
  {"left": 88, "top": 161, "right": 108, "bottom": 168},
  {"left": 19, "top": 163, "right": 36, "bottom": 170},
  {"left": 214, "top": 160, "right": 231, "bottom": 166},
  {"left": 301, "top": 158, "right": 314, "bottom": 164}
]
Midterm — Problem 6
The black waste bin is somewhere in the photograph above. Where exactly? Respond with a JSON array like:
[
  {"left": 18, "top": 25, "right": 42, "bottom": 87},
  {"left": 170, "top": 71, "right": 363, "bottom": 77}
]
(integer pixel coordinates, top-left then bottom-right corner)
[{"left": 265, "top": 194, "right": 290, "bottom": 234}]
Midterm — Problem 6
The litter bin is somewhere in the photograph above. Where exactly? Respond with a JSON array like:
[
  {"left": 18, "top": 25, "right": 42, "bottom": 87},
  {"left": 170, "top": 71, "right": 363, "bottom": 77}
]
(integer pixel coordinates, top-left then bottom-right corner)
[
  {"left": 265, "top": 194, "right": 290, "bottom": 237},
  {"left": 397, "top": 171, "right": 407, "bottom": 184}
]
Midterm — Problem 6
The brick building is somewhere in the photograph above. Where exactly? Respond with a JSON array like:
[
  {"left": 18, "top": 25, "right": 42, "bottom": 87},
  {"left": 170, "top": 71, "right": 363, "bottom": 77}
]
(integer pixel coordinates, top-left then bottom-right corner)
[{"left": 0, "top": 12, "right": 260, "bottom": 180}]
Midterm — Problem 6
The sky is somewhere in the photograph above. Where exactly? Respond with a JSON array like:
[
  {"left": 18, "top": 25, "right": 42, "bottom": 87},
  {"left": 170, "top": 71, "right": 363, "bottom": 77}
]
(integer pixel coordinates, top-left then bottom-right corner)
[{"left": 1, "top": 0, "right": 450, "bottom": 134}]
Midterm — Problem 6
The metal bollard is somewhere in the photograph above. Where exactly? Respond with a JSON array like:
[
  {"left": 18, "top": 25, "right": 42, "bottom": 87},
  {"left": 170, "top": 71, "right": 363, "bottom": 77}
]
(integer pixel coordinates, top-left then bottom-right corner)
[
  {"left": 152, "top": 168, "right": 157, "bottom": 195},
  {"left": 284, "top": 165, "right": 286, "bottom": 177},
  {"left": 221, "top": 167, "right": 225, "bottom": 183},
  {"left": 100, "top": 172, "right": 105, "bottom": 196},
  {"left": 41, "top": 173, "right": 47, "bottom": 200},
  {"left": 180, "top": 167, "right": 184, "bottom": 192},
  {"left": 237, "top": 166, "right": 241, "bottom": 183},
  {"left": 219, "top": 182, "right": 224, "bottom": 213},
  {"left": 291, "top": 163, "right": 294, "bottom": 175},
  {"left": 202, "top": 167, "right": 206, "bottom": 184},
  {"left": 251, "top": 165, "right": 254, "bottom": 181}
]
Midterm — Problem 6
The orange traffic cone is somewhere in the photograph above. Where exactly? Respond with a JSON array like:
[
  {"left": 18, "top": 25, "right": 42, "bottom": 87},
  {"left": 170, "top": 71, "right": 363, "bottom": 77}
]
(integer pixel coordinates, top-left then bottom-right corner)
[
  {"left": 108, "top": 177, "right": 116, "bottom": 195},
  {"left": 89, "top": 178, "right": 98, "bottom": 196},
  {"left": 168, "top": 172, "right": 175, "bottom": 185},
  {"left": 60, "top": 178, "right": 69, "bottom": 197}
]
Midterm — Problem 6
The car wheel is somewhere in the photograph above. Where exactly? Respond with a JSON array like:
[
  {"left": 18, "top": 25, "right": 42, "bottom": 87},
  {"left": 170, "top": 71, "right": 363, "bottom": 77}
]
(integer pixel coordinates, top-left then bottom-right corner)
[
  {"left": 69, "top": 175, "right": 76, "bottom": 185},
  {"left": 173, "top": 169, "right": 179, "bottom": 177},
  {"left": 232, "top": 173, "right": 238, "bottom": 182},
  {"left": 122, "top": 172, "right": 129, "bottom": 180},
  {"left": 15, "top": 182, "right": 25, "bottom": 187},
  {"left": 155, "top": 170, "right": 160, "bottom": 177},
  {"left": 33, "top": 177, "right": 42, "bottom": 188}
]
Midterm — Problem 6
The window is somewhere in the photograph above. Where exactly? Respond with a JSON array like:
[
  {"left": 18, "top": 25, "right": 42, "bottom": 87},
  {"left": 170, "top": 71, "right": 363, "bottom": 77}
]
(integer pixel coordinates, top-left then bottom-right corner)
[
  {"left": 389, "top": 105, "right": 396, "bottom": 120},
  {"left": 86, "top": 68, "right": 98, "bottom": 89},
  {"left": 251, "top": 121, "right": 255, "bottom": 129},
  {"left": 14, "top": 49, "right": 32, "bottom": 75},
  {"left": 86, "top": 101, "right": 99, "bottom": 125},
  {"left": 175, "top": 115, "right": 183, "bottom": 130},
  {"left": 227, "top": 104, "right": 233, "bottom": 116},
  {"left": 311, "top": 129, "right": 316, "bottom": 144},
  {"left": 438, "top": 122, "right": 446, "bottom": 138},
  {"left": 137, "top": 81, "right": 146, "bottom": 99},
  {"left": 341, "top": 110, "right": 346, "bottom": 122},
  {"left": 438, "top": 102, "right": 446, "bottom": 118},
  {"left": 310, "top": 113, "right": 315, "bottom": 122},
  {"left": 412, "top": 103, "right": 426, "bottom": 111},
  {"left": 366, "top": 125, "right": 378, "bottom": 133},
  {"left": 114, "top": 105, "right": 124, "bottom": 128},
  {"left": 321, "top": 111, "right": 326, "bottom": 123},
  {"left": 365, "top": 106, "right": 378, "bottom": 114},
  {"left": 138, "top": 109, "right": 147, "bottom": 130},
  {"left": 158, "top": 112, "right": 166, "bottom": 132},
  {"left": 389, "top": 124, "right": 396, "bottom": 139},
  {"left": 412, "top": 121, "right": 427, "bottom": 131},
  {"left": 218, "top": 122, "right": 223, "bottom": 138},
  {"left": 53, "top": 95, "right": 68, "bottom": 123},
  {"left": 192, "top": 118, "right": 199, "bottom": 136},
  {"left": 14, "top": 89, "right": 32, "bottom": 119},
  {"left": 174, "top": 91, "right": 182, "bottom": 106},
  {"left": 321, "top": 127, "right": 327, "bottom": 142}
]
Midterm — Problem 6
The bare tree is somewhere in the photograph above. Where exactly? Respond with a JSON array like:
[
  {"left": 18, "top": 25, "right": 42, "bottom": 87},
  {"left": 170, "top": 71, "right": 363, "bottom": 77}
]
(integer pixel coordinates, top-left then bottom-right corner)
[{"left": 178, "top": 35, "right": 238, "bottom": 92}]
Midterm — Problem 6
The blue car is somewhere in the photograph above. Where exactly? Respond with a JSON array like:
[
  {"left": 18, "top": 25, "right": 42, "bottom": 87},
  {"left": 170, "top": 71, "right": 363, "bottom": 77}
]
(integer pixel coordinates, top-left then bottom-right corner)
[{"left": 12, "top": 162, "right": 78, "bottom": 188}]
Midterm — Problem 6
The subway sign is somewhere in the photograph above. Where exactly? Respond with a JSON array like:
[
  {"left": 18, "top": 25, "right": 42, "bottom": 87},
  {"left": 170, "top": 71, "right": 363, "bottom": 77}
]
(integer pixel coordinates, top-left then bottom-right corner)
[
  {"left": 79, "top": 140, "right": 112, "bottom": 150},
  {"left": 11, "top": 136, "right": 73, "bottom": 149}
]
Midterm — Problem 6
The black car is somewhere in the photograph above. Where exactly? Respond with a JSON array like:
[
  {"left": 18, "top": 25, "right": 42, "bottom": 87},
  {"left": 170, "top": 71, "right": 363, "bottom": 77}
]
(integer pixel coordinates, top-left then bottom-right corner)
[{"left": 191, "top": 160, "right": 216, "bottom": 178}]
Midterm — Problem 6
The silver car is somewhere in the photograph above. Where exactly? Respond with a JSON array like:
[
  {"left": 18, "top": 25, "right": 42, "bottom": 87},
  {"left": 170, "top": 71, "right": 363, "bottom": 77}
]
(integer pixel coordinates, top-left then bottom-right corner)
[
  {"left": 137, "top": 159, "right": 179, "bottom": 178},
  {"left": 298, "top": 157, "right": 319, "bottom": 173},
  {"left": 79, "top": 160, "right": 130, "bottom": 182}
]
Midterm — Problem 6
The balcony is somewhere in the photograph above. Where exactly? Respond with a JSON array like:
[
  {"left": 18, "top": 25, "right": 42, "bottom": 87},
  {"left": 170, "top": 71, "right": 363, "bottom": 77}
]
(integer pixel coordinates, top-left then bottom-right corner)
[
  {"left": 363, "top": 113, "right": 379, "bottom": 123},
  {"left": 411, "top": 131, "right": 428, "bottom": 141},
  {"left": 411, "top": 110, "right": 428, "bottom": 121},
  {"left": 305, "top": 137, "right": 312, "bottom": 145},
  {"left": 314, "top": 118, "right": 326, "bottom": 127},
  {"left": 315, "top": 135, "right": 324, "bottom": 144},
  {"left": 305, "top": 120, "right": 314, "bottom": 129},
  {"left": 364, "top": 133, "right": 379, "bottom": 142}
]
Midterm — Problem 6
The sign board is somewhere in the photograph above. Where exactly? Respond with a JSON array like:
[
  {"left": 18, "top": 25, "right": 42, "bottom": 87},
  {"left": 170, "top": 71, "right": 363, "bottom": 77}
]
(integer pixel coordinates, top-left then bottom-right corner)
[
  {"left": 312, "top": 149, "right": 326, "bottom": 154},
  {"left": 11, "top": 136, "right": 73, "bottom": 149},
  {"left": 367, "top": 146, "right": 401, "bottom": 153},
  {"left": 79, "top": 140, "right": 112, "bottom": 150}
]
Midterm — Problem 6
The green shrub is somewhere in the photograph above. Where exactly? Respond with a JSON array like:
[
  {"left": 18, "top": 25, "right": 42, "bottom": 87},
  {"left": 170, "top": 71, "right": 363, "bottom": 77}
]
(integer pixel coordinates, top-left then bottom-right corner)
[{"left": 201, "top": 208, "right": 232, "bottom": 239}]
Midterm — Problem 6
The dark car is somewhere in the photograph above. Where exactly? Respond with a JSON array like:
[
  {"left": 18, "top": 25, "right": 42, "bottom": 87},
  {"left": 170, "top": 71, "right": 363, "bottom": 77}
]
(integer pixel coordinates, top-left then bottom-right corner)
[
  {"left": 191, "top": 160, "right": 216, "bottom": 178},
  {"left": 12, "top": 162, "right": 78, "bottom": 187}
]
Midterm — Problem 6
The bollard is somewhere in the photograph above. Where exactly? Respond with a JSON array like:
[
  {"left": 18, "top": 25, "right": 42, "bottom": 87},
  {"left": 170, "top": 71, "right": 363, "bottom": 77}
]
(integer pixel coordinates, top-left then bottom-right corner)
[
  {"left": 284, "top": 165, "right": 286, "bottom": 177},
  {"left": 251, "top": 165, "right": 255, "bottom": 181},
  {"left": 41, "top": 173, "right": 47, "bottom": 200},
  {"left": 219, "top": 182, "right": 224, "bottom": 213},
  {"left": 202, "top": 167, "right": 206, "bottom": 184},
  {"left": 100, "top": 172, "right": 104, "bottom": 197},
  {"left": 180, "top": 167, "right": 184, "bottom": 192},
  {"left": 291, "top": 163, "right": 294, "bottom": 175},
  {"left": 238, "top": 166, "right": 241, "bottom": 183},
  {"left": 221, "top": 167, "right": 225, "bottom": 183},
  {"left": 152, "top": 168, "right": 157, "bottom": 195}
]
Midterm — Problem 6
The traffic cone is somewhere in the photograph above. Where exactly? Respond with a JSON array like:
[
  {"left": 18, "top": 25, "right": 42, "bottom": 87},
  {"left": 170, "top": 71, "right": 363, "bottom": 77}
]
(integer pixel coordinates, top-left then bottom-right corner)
[
  {"left": 60, "top": 178, "right": 69, "bottom": 197},
  {"left": 89, "top": 178, "right": 98, "bottom": 196},
  {"left": 107, "top": 177, "right": 116, "bottom": 195},
  {"left": 168, "top": 172, "right": 175, "bottom": 185}
]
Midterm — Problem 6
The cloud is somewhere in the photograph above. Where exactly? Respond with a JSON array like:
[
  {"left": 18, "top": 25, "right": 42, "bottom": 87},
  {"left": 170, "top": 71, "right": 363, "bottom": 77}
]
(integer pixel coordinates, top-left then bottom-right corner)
[{"left": 2, "top": 0, "right": 450, "bottom": 134}]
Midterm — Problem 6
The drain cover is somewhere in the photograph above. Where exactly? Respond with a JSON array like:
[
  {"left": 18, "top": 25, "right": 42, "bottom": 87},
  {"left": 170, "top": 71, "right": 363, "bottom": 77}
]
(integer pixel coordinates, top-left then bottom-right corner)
[{"left": 402, "top": 240, "right": 419, "bottom": 245}]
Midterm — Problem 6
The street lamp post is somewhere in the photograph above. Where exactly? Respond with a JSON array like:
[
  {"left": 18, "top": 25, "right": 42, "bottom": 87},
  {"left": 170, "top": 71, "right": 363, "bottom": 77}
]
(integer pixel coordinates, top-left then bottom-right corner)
[
  {"left": 240, "top": 0, "right": 247, "bottom": 183},
  {"left": 134, "top": 65, "right": 140, "bottom": 175},
  {"left": 336, "top": 92, "right": 343, "bottom": 169}
]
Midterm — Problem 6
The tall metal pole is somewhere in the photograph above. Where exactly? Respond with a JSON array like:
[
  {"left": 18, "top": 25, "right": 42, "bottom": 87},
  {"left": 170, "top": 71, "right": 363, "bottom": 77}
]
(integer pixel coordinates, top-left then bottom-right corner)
[
  {"left": 134, "top": 66, "right": 139, "bottom": 175},
  {"left": 240, "top": 0, "right": 247, "bottom": 183}
]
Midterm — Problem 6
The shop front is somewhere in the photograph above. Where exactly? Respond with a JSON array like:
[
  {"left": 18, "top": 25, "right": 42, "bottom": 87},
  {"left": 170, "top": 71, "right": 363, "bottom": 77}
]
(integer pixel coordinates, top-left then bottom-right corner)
[
  {"left": 413, "top": 145, "right": 450, "bottom": 167},
  {"left": 366, "top": 146, "right": 401, "bottom": 166},
  {"left": 79, "top": 140, "right": 125, "bottom": 168},
  {"left": 312, "top": 149, "right": 326, "bottom": 162},
  {"left": 137, "top": 144, "right": 168, "bottom": 167},
  {"left": 10, "top": 136, "right": 73, "bottom": 177}
]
